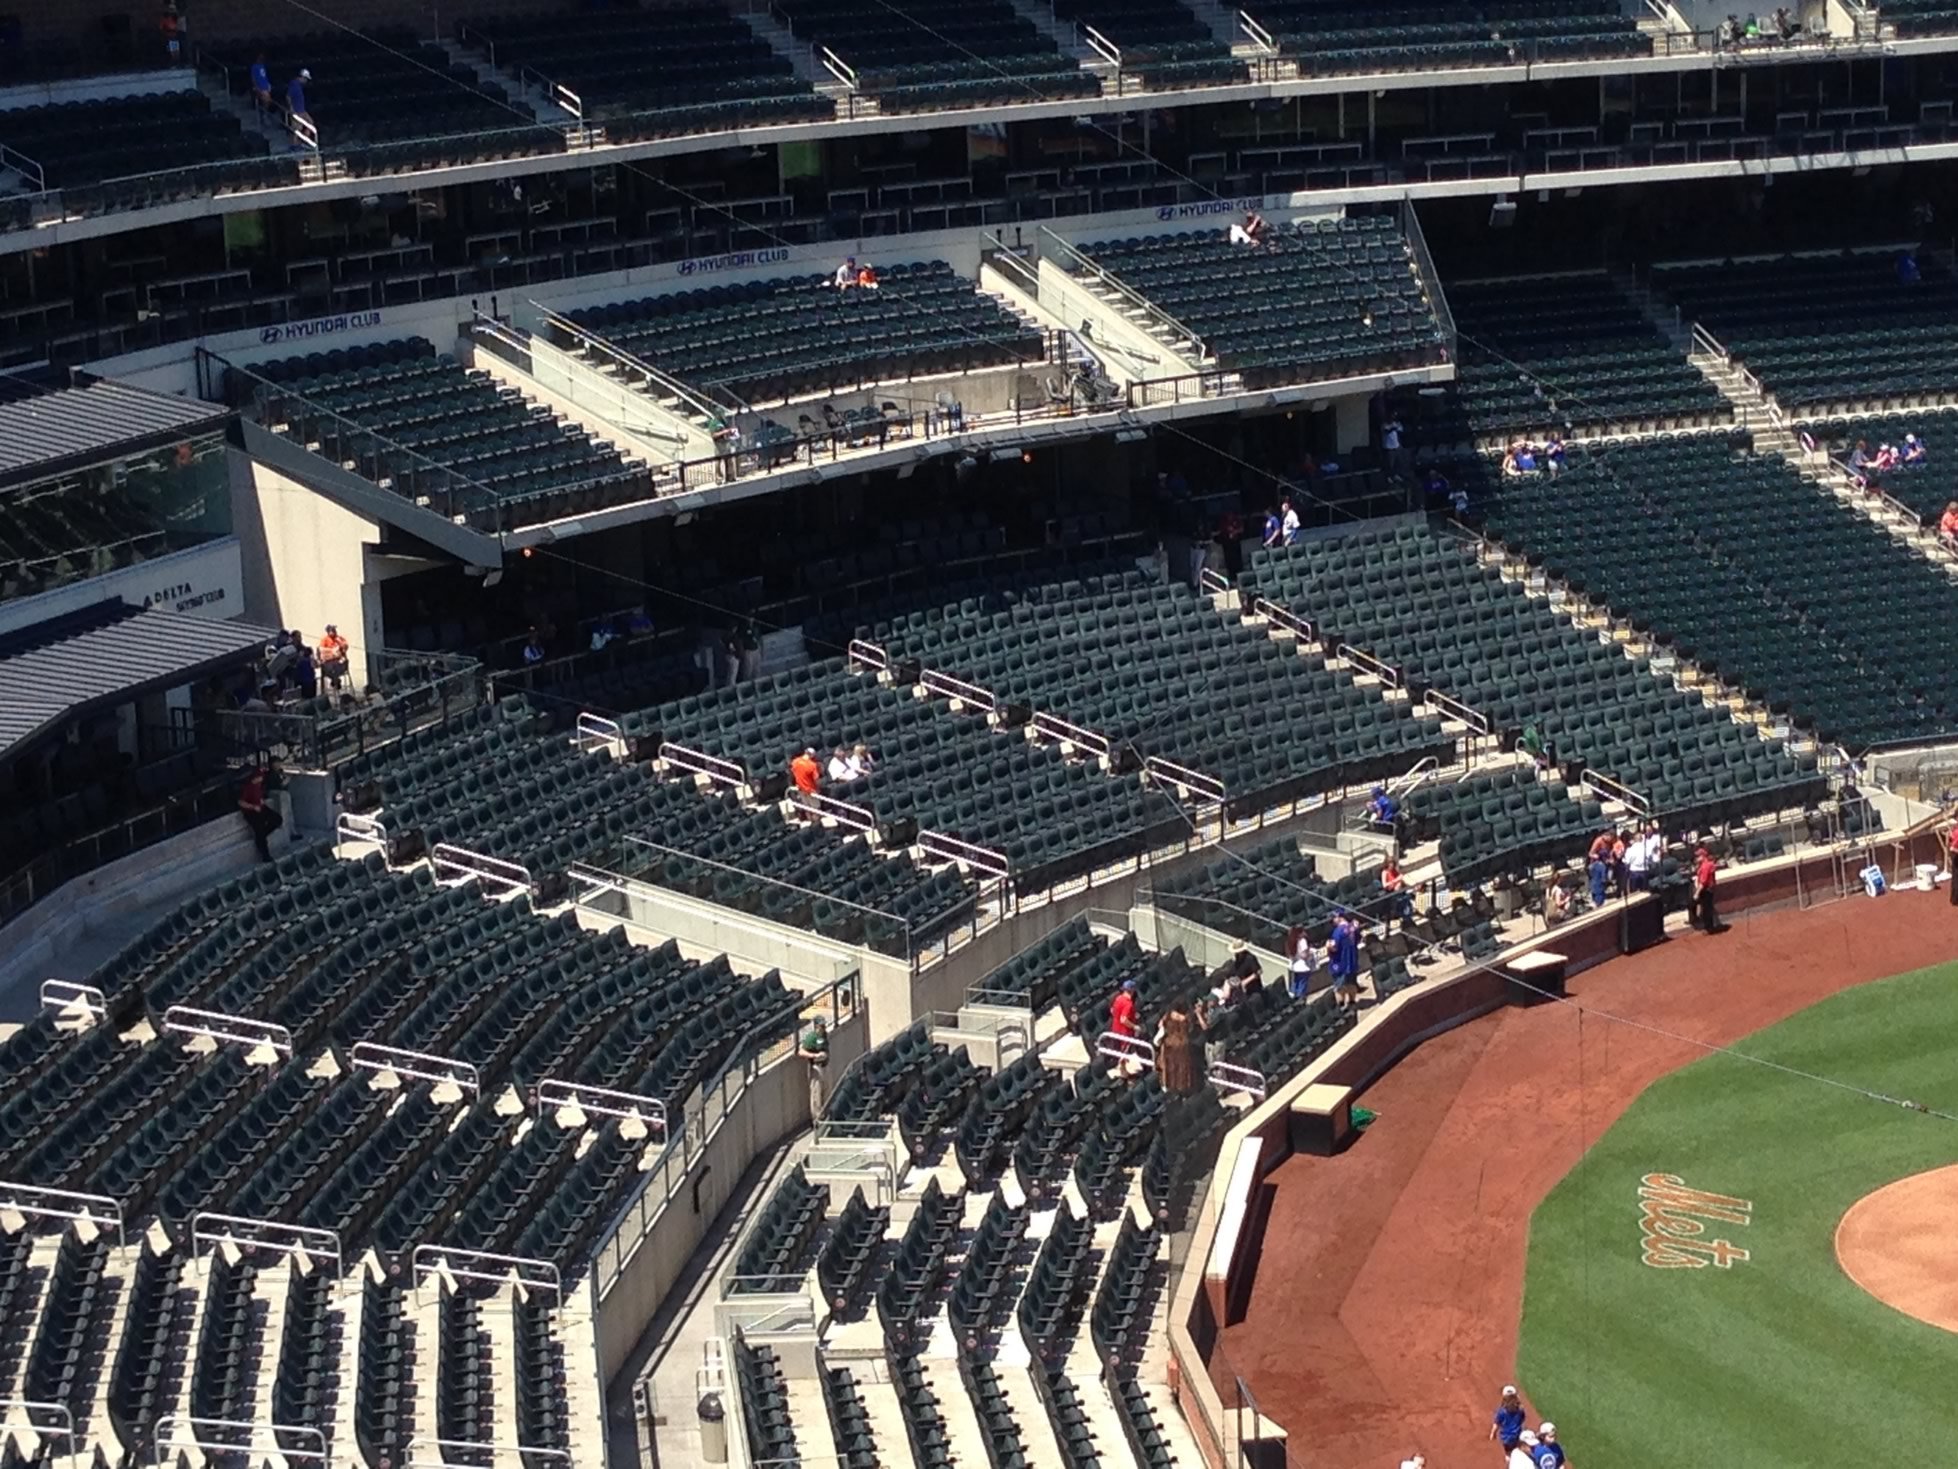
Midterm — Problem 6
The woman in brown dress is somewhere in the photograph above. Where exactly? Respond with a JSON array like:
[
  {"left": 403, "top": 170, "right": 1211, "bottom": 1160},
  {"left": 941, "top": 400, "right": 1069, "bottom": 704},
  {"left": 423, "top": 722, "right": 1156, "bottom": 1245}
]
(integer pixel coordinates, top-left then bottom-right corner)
[{"left": 1155, "top": 1001, "right": 1199, "bottom": 1094}]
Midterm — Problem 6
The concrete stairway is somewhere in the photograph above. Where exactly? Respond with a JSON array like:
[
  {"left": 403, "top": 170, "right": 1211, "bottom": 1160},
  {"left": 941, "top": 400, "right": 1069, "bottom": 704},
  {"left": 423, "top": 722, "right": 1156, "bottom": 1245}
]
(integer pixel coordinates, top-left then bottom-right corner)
[
  {"left": 732, "top": 1, "right": 884, "bottom": 117},
  {"left": 998, "top": 0, "right": 1122, "bottom": 94}
]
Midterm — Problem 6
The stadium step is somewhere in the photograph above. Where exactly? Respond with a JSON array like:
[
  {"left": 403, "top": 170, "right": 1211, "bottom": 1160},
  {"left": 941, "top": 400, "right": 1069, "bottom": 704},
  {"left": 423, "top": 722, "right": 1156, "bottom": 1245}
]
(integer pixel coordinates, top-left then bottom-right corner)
[
  {"left": 918, "top": 1353, "right": 993, "bottom": 1467},
  {"left": 246, "top": 1259, "right": 295, "bottom": 1447},
  {"left": 1189, "top": 0, "right": 1253, "bottom": 51},
  {"left": 733, "top": 0, "right": 831, "bottom": 88},
  {"left": 325, "top": 1265, "right": 367, "bottom": 1469},
  {"left": 481, "top": 1284, "right": 528, "bottom": 1453},
  {"left": 78, "top": 1242, "right": 146, "bottom": 1463},
  {"left": 558, "top": 1302, "right": 608, "bottom": 1468}
]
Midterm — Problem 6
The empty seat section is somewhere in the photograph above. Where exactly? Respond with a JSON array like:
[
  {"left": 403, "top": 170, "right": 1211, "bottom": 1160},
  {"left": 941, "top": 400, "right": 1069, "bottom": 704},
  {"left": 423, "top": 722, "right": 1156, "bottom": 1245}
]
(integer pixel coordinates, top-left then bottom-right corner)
[
  {"left": 558, "top": 262, "right": 1043, "bottom": 406},
  {"left": 1657, "top": 250, "right": 1958, "bottom": 414},
  {"left": 770, "top": 0, "right": 1096, "bottom": 112},
  {"left": 461, "top": 6, "right": 832, "bottom": 139},
  {"left": 231, "top": 337, "right": 653, "bottom": 532},
  {"left": 1248, "top": 0, "right": 1649, "bottom": 74},
  {"left": 1050, "top": 0, "right": 1247, "bottom": 87},
  {"left": 1069, "top": 213, "right": 1447, "bottom": 388}
]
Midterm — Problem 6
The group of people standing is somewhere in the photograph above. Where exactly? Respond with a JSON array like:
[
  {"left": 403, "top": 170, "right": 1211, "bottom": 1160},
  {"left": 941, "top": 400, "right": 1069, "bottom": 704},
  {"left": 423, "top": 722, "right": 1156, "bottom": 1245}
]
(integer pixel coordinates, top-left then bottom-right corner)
[{"left": 1287, "top": 913, "right": 1367, "bottom": 1009}]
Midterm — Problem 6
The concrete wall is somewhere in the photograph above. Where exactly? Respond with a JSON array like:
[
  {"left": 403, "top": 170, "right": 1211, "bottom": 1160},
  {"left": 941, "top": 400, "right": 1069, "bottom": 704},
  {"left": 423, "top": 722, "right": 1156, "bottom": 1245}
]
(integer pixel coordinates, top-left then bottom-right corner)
[
  {"left": 229, "top": 448, "right": 384, "bottom": 675},
  {"left": 590, "top": 1014, "right": 867, "bottom": 1388},
  {"left": 0, "top": 799, "right": 290, "bottom": 1021}
]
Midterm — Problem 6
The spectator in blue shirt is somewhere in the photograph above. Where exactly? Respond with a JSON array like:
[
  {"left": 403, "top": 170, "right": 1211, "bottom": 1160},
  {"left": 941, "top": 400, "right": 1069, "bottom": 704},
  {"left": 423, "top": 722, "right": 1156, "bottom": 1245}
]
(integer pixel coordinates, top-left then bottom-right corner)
[
  {"left": 1489, "top": 1385, "right": 1526, "bottom": 1455},
  {"left": 1532, "top": 1422, "right": 1569, "bottom": 1468},
  {"left": 287, "top": 68, "right": 313, "bottom": 131},
  {"left": 1260, "top": 507, "right": 1283, "bottom": 548},
  {"left": 1898, "top": 250, "right": 1921, "bottom": 284},
  {"left": 250, "top": 54, "right": 271, "bottom": 114},
  {"left": 1588, "top": 852, "right": 1610, "bottom": 908},
  {"left": 1367, "top": 784, "right": 1400, "bottom": 829},
  {"left": 1328, "top": 914, "right": 1362, "bottom": 1010}
]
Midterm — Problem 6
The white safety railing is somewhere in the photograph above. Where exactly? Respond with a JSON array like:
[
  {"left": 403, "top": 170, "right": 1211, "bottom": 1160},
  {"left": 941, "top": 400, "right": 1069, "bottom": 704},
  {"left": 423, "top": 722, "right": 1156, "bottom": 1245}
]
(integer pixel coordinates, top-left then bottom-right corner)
[
  {"left": 1096, "top": 1031, "right": 1156, "bottom": 1068},
  {"left": 1425, "top": 686, "right": 1492, "bottom": 734},
  {"left": 1039, "top": 226, "right": 1209, "bottom": 362},
  {"left": 789, "top": 789, "right": 879, "bottom": 833},
  {"left": 1582, "top": 767, "right": 1651, "bottom": 816},
  {"left": 659, "top": 740, "right": 747, "bottom": 789},
  {"left": 334, "top": 811, "right": 389, "bottom": 853},
  {"left": 0, "top": 143, "right": 45, "bottom": 194},
  {"left": 0, "top": 1181, "right": 124, "bottom": 1244},
  {"left": 1146, "top": 755, "right": 1227, "bottom": 805},
  {"left": 349, "top": 1041, "right": 481, "bottom": 1096},
  {"left": 848, "top": 638, "right": 889, "bottom": 672},
  {"left": 1238, "top": 9, "right": 1278, "bottom": 52},
  {"left": 0, "top": 1398, "right": 74, "bottom": 1465},
  {"left": 922, "top": 668, "right": 997, "bottom": 713},
  {"left": 429, "top": 842, "right": 533, "bottom": 896},
  {"left": 549, "top": 81, "right": 583, "bottom": 119},
  {"left": 1338, "top": 643, "right": 1403, "bottom": 690},
  {"left": 1253, "top": 596, "right": 1314, "bottom": 641},
  {"left": 1081, "top": 22, "right": 1122, "bottom": 66},
  {"left": 413, "top": 1243, "right": 561, "bottom": 1297},
  {"left": 1208, "top": 1061, "right": 1267, "bottom": 1099},
  {"left": 1386, "top": 755, "right": 1442, "bottom": 803},
  {"left": 39, "top": 979, "right": 105, "bottom": 1022},
  {"left": 819, "top": 46, "right": 859, "bottom": 90},
  {"left": 575, "top": 711, "right": 627, "bottom": 758},
  {"left": 1033, "top": 710, "right": 1112, "bottom": 760},
  {"left": 535, "top": 1078, "right": 668, "bottom": 1140},
  {"left": 161, "top": 1006, "right": 294, "bottom": 1060},
  {"left": 1199, "top": 567, "right": 1234, "bottom": 596},
  {"left": 150, "top": 1415, "right": 328, "bottom": 1466},
  {"left": 919, "top": 830, "right": 1011, "bottom": 881},
  {"left": 191, "top": 1212, "right": 341, "bottom": 1272}
]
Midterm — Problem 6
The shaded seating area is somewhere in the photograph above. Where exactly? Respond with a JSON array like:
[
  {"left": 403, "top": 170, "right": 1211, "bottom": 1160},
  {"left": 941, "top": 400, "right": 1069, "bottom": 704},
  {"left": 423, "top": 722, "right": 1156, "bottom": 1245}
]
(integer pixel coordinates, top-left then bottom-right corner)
[
  {"left": 1246, "top": 0, "right": 1649, "bottom": 74},
  {"left": 1050, "top": 0, "right": 1248, "bottom": 88},
  {"left": 211, "top": 30, "right": 564, "bottom": 175},
  {"left": 771, "top": 0, "right": 1097, "bottom": 113},
  {"left": 1876, "top": 0, "right": 1958, "bottom": 35},
  {"left": 1656, "top": 249, "right": 1958, "bottom": 414},
  {"left": 1482, "top": 433, "right": 1958, "bottom": 748},
  {"left": 1397, "top": 271, "right": 1731, "bottom": 448},
  {"left": 1249, "top": 523, "right": 1828, "bottom": 831},
  {"left": 231, "top": 337, "right": 655, "bottom": 531},
  {"left": 560, "top": 261, "right": 1044, "bottom": 406},
  {"left": 1069, "top": 214, "right": 1447, "bottom": 388},
  {"left": 0, "top": 89, "right": 276, "bottom": 196},
  {"left": 459, "top": 4, "right": 833, "bottom": 140},
  {"left": 1151, "top": 836, "right": 1388, "bottom": 950}
]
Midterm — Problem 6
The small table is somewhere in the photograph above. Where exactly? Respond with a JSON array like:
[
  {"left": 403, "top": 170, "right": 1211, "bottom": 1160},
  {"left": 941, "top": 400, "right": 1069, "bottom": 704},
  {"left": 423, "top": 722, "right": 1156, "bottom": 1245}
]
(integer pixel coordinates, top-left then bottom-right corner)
[
  {"left": 1505, "top": 948, "right": 1568, "bottom": 1004},
  {"left": 1289, "top": 1081, "right": 1354, "bottom": 1156}
]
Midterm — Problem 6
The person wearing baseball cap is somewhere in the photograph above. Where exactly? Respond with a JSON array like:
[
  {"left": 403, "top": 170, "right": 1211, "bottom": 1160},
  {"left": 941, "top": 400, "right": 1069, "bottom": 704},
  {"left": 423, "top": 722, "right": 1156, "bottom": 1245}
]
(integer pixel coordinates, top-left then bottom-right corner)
[
  {"left": 1506, "top": 1429, "right": 1539, "bottom": 1469},
  {"left": 1532, "top": 1422, "right": 1569, "bottom": 1469},
  {"left": 1109, "top": 977, "right": 1138, "bottom": 1038},
  {"left": 1399, "top": 1456, "right": 1426, "bottom": 1469},
  {"left": 1490, "top": 1384, "right": 1526, "bottom": 1458}
]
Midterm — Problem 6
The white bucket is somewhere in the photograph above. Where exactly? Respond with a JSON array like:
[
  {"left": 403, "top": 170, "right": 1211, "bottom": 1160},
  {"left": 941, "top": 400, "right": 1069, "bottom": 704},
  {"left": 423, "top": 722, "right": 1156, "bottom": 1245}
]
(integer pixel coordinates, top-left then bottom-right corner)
[{"left": 1916, "top": 864, "right": 1939, "bottom": 893}]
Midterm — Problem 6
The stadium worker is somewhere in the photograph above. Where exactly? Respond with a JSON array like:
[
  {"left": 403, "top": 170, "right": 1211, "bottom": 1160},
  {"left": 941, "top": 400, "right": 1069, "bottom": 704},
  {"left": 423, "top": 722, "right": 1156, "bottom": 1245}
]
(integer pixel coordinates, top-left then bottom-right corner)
[
  {"left": 1690, "top": 843, "right": 1725, "bottom": 932},
  {"left": 1532, "top": 1422, "right": 1569, "bottom": 1468},
  {"left": 1490, "top": 1384, "right": 1526, "bottom": 1458}
]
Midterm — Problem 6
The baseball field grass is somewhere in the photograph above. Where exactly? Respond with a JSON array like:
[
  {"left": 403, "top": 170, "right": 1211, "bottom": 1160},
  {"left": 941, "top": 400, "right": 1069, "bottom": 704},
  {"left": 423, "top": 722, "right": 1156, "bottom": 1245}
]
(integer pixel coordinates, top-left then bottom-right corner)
[{"left": 1517, "top": 959, "right": 1958, "bottom": 1467}]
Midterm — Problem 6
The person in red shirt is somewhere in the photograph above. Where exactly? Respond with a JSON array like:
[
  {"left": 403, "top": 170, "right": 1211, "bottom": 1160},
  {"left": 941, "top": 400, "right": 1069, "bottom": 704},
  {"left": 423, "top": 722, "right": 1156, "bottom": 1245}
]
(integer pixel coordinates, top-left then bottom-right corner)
[
  {"left": 1690, "top": 845, "right": 1724, "bottom": 933},
  {"left": 1946, "top": 822, "right": 1958, "bottom": 907},
  {"left": 1109, "top": 979, "right": 1138, "bottom": 1037},
  {"left": 238, "top": 761, "right": 282, "bottom": 862},
  {"left": 789, "top": 747, "right": 821, "bottom": 796},
  {"left": 1939, "top": 500, "right": 1958, "bottom": 549}
]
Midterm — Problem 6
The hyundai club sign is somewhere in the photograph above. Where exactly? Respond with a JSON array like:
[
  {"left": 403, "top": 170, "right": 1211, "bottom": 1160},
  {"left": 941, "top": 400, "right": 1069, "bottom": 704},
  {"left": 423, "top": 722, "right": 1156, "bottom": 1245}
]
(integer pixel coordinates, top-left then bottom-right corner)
[
  {"left": 1157, "top": 196, "right": 1270, "bottom": 221},
  {"left": 677, "top": 247, "right": 790, "bottom": 276},
  {"left": 259, "top": 309, "right": 384, "bottom": 345}
]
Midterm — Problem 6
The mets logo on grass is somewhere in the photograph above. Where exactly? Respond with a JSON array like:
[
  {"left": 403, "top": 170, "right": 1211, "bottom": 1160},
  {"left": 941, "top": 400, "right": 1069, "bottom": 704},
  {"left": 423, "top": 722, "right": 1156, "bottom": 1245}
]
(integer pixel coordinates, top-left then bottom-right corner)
[{"left": 1636, "top": 1173, "right": 1753, "bottom": 1269}]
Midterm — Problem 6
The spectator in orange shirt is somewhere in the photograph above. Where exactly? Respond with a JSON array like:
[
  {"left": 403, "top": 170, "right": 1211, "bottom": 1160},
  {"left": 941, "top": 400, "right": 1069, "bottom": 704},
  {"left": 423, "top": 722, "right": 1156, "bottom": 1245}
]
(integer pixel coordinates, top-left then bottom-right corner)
[
  {"left": 789, "top": 747, "right": 821, "bottom": 796},
  {"left": 318, "top": 624, "right": 349, "bottom": 692},
  {"left": 1939, "top": 500, "right": 1958, "bottom": 549}
]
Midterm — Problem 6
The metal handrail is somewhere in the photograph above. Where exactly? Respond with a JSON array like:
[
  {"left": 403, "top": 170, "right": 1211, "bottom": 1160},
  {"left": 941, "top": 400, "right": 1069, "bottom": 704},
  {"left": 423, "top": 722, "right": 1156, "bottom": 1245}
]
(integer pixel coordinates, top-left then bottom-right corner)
[
  {"left": 527, "top": 300, "right": 741, "bottom": 421},
  {"left": 1037, "top": 226, "right": 1210, "bottom": 361},
  {"left": 847, "top": 638, "right": 890, "bottom": 671},
  {"left": 1238, "top": 10, "right": 1277, "bottom": 53},
  {"left": 819, "top": 47, "right": 859, "bottom": 90},
  {"left": 658, "top": 741, "right": 748, "bottom": 788},
  {"left": 161, "top": 1005, "right": 294, "bottom": 1058},
  {"left": 919, "top": 830, "right": 1011, "bottom": 880},
  {"left": 1081, "top": 23, "right": 1122, "bottom": 67},
  {"left": 922, "top": 667, "right": 997, "bottom": 712},
  {"left": 349, "top": 1041, "right": 482, "bottom": 1095},
  {"left": 1032, "top": 709, "right": 1112, "bottom": 758},
  {"left": 1146, "top": 754, "right": 1227, "bottom": 804},
  {"left": 471, "top": 314, "right": 692, "bottom": 454},
  {"left": 0, "top": 143, "right": 43, "bottom": 194}
]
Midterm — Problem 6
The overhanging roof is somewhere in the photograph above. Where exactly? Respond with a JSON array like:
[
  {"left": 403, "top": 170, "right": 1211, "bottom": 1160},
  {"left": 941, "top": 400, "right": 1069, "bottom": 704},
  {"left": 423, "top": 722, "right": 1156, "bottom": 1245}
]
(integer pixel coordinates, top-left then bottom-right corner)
[
  {"left": 0, "top": 600, "right": 277, "bottom": 760},
  {"left": 0, "top": 375, "right": 233, "bottom": 491}
]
